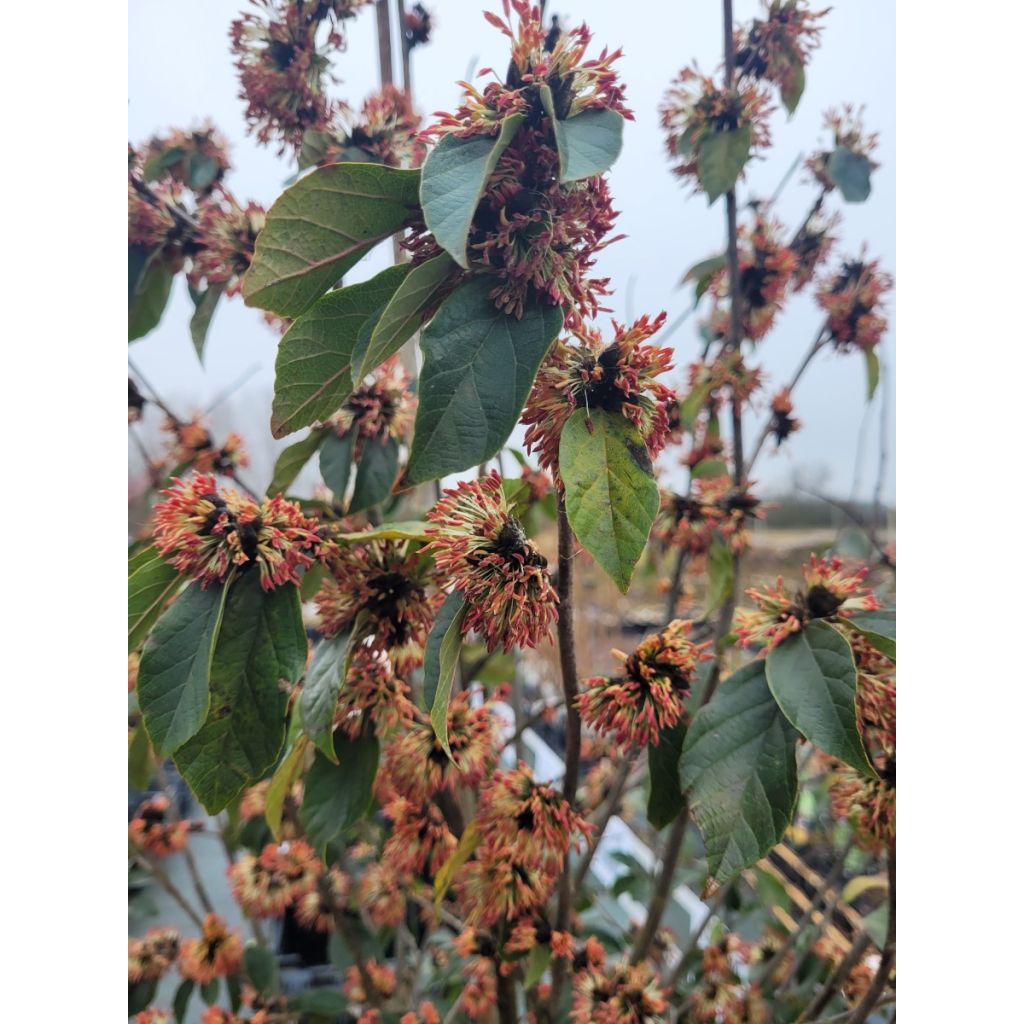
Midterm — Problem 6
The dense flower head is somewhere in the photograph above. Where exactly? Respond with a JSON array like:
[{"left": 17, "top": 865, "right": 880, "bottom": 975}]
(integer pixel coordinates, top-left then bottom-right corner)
[
  {"left": 129, "top": 795, "right": 194, "bottom": 857},
  {"left": 404, "top": 4, "right": 433, "bottom": 49},
  {"left": 654, "top": 479, "right": 726, "bottom": 556},
  {"left": 458, "top": 850, "right": 555, "bottom": 927},
  {"left": 790, "top": 209, "right": 839, "bottom": 291},
  {"left": 315, "top": 539, "right": 441, "bottom": 672},
  {"left": 816, "top": 254, "right": 893, "bottom": 352},
  {"left": 734, "top": 1, "right": 829, "bottom": 94},
  {"left": 688, "top": 351, "right": 763, "bottom": 407},
  {"left": 829, "top": 762, "right": 895, "bottom": 852},
  {"left": 380, "top": 690, "right": 500, "bottom": 803},
  {"left": 128, "top": 177, "right": 182, "bottom": 251},
  {"left": 231, "top": 0, "right": 366, "bottom": 152},
  {"left": 716, "top": 481, "right": 769, "bottom": 555},
  {"left": 128, "top": 927, "right": 181, "bottom": 983},
  {"left": 344, "top": 959, "right": 397, "bottom": 1002},
  {"left": 294, "top": 866, "right": 350, "bottom": 932},
  {"left": 153, "top": 473, "right": 323, "bottom": 590},
  {"left": 228, "top": 840, "right": 321, "bottom": 918},
  {"left": 333, "top": 646, "right": 416, "bottom": 739},
  {"left": 522, "top": 314, "right": 675, "bottom": 478},
  {"left": 138, "top": 122, "right": 232, "bottom": 194},
  {"left": 164, "top": 417, "right": 250, "bottom": 477},
  {"left": 419, "top": 2, "right": 629, "bottom": 326},
  {"left": 768, "top": 387, "right": 801, "bottom": 446},
  {"left": 806, "top": 104, "right": 879, "bottom": 191},
  {"left": 571, "top": 961, "right": 668, "bottom": 1024},
  {"left": 188, "top": 193, "right": 266, "bottom": 296},
  {"left": 313, "top": 85, "right": 426, "bottom": 167},
  {"left": 578, "top": 621, "right": 711, "bottom": 748},
  {"left": 178, "top": 914, "right": 244, "bottom": 984},
  {"left": 736, "top": 554, "right": 881, "bottom": 651},
  {"left": 660, "top": 65, "right": 773, "bottom": 193},
  {"left": 331, "top": 356, "right": 416, "bottom": 449},
  {"left": 357, "top": 861, "right": 408, "bottom": 928},
  {"left": 425, "top": 472, "right": 558, "bottom": 652},
  {"left": 709, "top": 215, "right": 797, "bottom": 341},
  {"left": 381, "top": 796, "right": 457, "bottom": 878}
]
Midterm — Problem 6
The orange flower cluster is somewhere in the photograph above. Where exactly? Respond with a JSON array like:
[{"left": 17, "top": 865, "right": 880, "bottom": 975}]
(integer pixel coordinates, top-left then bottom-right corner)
[
  {"left": 129, "top": 795, "right": 194, "bottom": 857},
  {"left": 178, "top": 914, "right": 244, "bottom": 984},
  {"left": 228, "top": 840, "right": 321, "bottom": 918},
  {"left": 128, "top": 927, "right": 181, "bottom": 983}
]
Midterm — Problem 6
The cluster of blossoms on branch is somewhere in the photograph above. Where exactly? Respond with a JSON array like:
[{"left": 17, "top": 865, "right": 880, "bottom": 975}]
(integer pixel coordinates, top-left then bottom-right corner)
[
  {"left": 817, "top": 254, "right": 893, "bottom": 352},
  {"left": 330, "top": 355, "right": 416, "bottom": 451},
  {"left": 153, "top": 473, "right": 326, "bottom": 590},
  {"left": 655, "top": 475, "right": 767, "bottom": 559},
  {"left": 806, "top": 104, "right": 879, "bottom": 193},
  {"left": 129, "top": 794, "right": 199, "bottom": 857},
  {"left": 734, "top": 0, "right": 828, "bottom": 96}
]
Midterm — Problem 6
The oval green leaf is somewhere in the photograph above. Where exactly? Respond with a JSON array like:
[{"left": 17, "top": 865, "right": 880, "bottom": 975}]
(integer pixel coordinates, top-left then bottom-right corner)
[
  {"left": 697, "top": 124, "right": 753, "bottom": 204},
  {"left": 425, "top": 591, "right": 469, "bottom": 760},
  {"left": 128, "top": 546, "right": 182, "bottom": 652},
  {"left": 348, "top": 436, "right": 400, "bottom": 514},
  {"left": 647, "top": 717, "right": 687, "bottom": 830},
  {"left": 826, "top": 146, "right": 872, "bottom": 203},
  {"left": 845, "top": 607, "right": 896, "bottom": 661},
  {"left": 319, "top": 429, "right": 356, "bottom": 500},
  {"left": 268, "top": 428, "right": 329, "bottom": 495}
]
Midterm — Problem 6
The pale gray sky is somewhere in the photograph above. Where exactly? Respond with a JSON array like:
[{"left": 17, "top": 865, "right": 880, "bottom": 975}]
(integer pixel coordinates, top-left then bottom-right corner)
[{"left": 128, "top": 0, "right": 895, "bottom": 503}]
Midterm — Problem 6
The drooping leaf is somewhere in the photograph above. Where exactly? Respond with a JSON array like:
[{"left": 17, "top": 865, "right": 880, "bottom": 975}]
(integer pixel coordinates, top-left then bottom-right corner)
[
  {"left": 826, "top": 146, "right": 872, "bottom": 203},
  {"left": 300, "top": 632, "right": 360, "bottom": 762},
  {"left": 137, "top": 580, "right": 229, "bottom": 756},
  {"left": 242, "top": 162, "right": 421, "bottom": 317},
  {"left": 647, "top": 717, "right": 687, "bottom": 829},
  {"left": 780, "top": 58, "right": 806, "bottom": 116},
  {"left": 406, "top": 278, "right": 563, "bottom": 483},
  {"left": 173, "top": 979, "right": 194, "bottom": 1023},
  {"left": 679, "top": 381, "right": 714, "bottom": 427},
  {"left": 128, "top": 727, "right": 153, "bottom": 790},
  {"left": 705, "top": 540, "right": 734, "bottom": 615},
  {"left": 845, "top": 607, "right": 896, "bottom": 661},
  {"left": 560, "top": 408, "right": 660, "bottom": 593},
  {"left": 189, "top": 283, "right": 225, "bottom": 362},
  {"left": 524, "top": 944, "right": 553, "bottom": 989},
  {"left": 200, "top": 978, "right": 220, "bottom": 1006},
  {"left": 244, "top": 944, "right": 280, "bottom": 997},
  {"left": 434, "top": 822, "right": 481, "bottom": 907},
  {"left": 420, "top": 113, "right": 525, "bottom": 268},
  {"left": 129, "top": 254, "right": 175, "bottom": 341},
  {"left": 129, "top": 244, "right": 153, "bottom": 301},
  {"left": 270, "top": 264, "right": 409, "bottom": 438},
  {"left": 268, "top": 428, "right": 329, "bottom": 495},
  {"left": 319, "top": 429, "right": 356, "bottom": 499},
  {"left": 425, "top": 592, "right": 469, "bottom": 758},
  {"left": 301, "top": 728, "right": 380, "bottom": 854},
  {"left": 539, "top": 86, "right": 624, "bottom": 182},
  {"left": 335, "top": 521, "right": 432, "bottom": 543},
  {"left": 766, "top": 620, "right": 877, "bottom": 777},
  {"left": 174, "top": 574, "right": 306, "bottom": 812},
  {"left": 682, "top": 252, "right": 728, "bottom": 294},
  {"left": 128, "top": 980, "right": 158, "bottom": 1016},
  {"left": 128, "top": 546, "right": 181, "bottom": 652},
  {"left": 680, "top": 661, "right": 799, "bottom": 889},
  {"left": 865, "top": 347, "right": 880, "bottom": 401},
  {"left": 349, "top": 436, "right": 400, "bottom": 513},
  {"left": 265, "top": 734, "right": 311, "bottom": 841},
  {"left": 696, "top": 124, "right": 753, "bottom": 204},
  {"left": 354, "top": 252, "right": 458, "bottom": 382},
  {"left": 226, "top": 974, "right": 243, "bottom": 1013}
]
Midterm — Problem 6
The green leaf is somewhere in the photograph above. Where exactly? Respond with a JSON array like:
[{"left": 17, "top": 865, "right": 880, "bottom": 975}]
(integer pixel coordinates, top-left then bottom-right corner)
[
  {"left": 129, "top": 254, "right": 174, "bottom": 341},
  {"left": 354, "top": 252, "right": 458, "bottom": 382},
  {"left": 539, "top": 86, "right": 624, "bottom": 182},
  {"left": 319, "top": 429, "right": 356, "bottom": 499},
  {"left": 138, "top": 581, "right": 229, "bottom": 756},
  {"left": 705, "top": 540, "right": 734, "bottom": 615},
  {"left": 244, "top": 944, "right": 280, "bottom": 997},
  {"left": 349, "top": 436, "right": 400, "bottom": 513},
  {"left": 766, "top": 620, "right": 877, "bottom": 777},
  {"left": 188, "top": 152, "right": 222, "bottom": 192},
  {"left": 335, "top": 521, "right": 432, "bottom": 543},
  {"left": 301, "top": 728, "right": 380, "bottom": 854},
  {"left": 434, "top": 822, "right": 481, "bottom": 907},
  {"left": 406, "top": 278, "right": 563, "bottom": 483},
  {"left": 680, "top": 661, "right": 799, "bottom": 889},
  {"left": 266, "top": 734, "right": 311, "bottom": 841},
  {"left": 862, "top": 903, "right": 890, "bottom": 950},
  {"left": 300, "top": 632, "right": 359, "bottom": 762},
  {"left": 200, "top": 977, "right": 220, "bottom": 1006},
  {"left": 129, "top": 243, "right": 153, "bottom": 301},
  {"left": 128, "top": 980, "right": 157, "bottom": 1016},
  {"left": 270, "top": 263, "right": 410, "bottom": 438},
  {"left": 524, "top": 943, "right": 553, "bottom": 989},
  {"left": 128, "top": 727, "right": 152, "bottom": 790},
  {"left": 425, "top": 592, "right": 469, "bottom": 758},
  {"left": 190, "top": 283, "right": 225, "bottom": 362},
  {"left": 696, "top": 124, "right": 753, "bottom": 204},
  {"left": 242, "top": 162, "right": 421, "bottom": 317},
  {"left": 289, "top": 990, "right": 349, "bottom": 1015},
  {"left": 647, "top": 718, "right": 687, "bottom": 829},
  {"left": 845, "top": 608, "right": 896, "bottom": 661},
  {"left": 173, "top": 979, "right": 194, "bottom": 1023},
  {"left": 560, "top": 408, "right": 660, "bottom": 593},
  {"left": 268, "top": 428, "right": 329, "bottom": 495},
  {"left": 226, "top": 974, "right": 243, "bottom": 1013},
  {"left": 864, "top": 347, "right": 880, "bottom": 401},
  {"left": 826, "top": 146, "right": 872, "bottom": 203},
  {"left": 682, "top": 252, "right": 727, "bottom": 287},
  {"left": 128, "top": 546, "right": 181, "bottom": 652},
  {"left": 420, "top": 113, "right": 525, "bottom": 268},
  {"left": 781, "top": 59, "right": 806, "bottom": 116},
  {"left": 174, "top": 574, "right": 306, "bottom": 813},
  {"left": 679, "top": 381, "right": 714, "bottom": 428}
]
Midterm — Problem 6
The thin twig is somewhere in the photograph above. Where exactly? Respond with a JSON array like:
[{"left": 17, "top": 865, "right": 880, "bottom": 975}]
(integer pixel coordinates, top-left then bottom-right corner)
[
  {"left": 843, "top": 841, "right": 895, "bottom": 1024},
  {"left": 798, "top": 930, "right": 873, "bottom": 1021},
  {"left": 666, "top": 881, "right": 731, "bottom": 993},
  {"left": 134, "top": 854, "right": 205, "bottom": 928}
]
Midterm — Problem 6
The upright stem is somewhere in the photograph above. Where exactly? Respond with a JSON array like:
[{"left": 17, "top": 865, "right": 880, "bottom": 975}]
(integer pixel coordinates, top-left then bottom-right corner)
[
  {"left": 548, "top": 497, "right": 581, "bottom": 1013},
  {"left": 375, "top": 0, "right": 393, "bottom": 85},
  {"left": 844, "top": 841, "right": 895, "bottom": 1024},
  {"left": 496, "top": 965, "right": 519, "bottom": 1024},
  {"left": 395, "top": 0, "right": 413, "bottom": 92},
  {"left": 630, "top": 809, "right": 688, "bottom": 964},
  {"left": 135, "top": 855, "right": 204, "bottom": 928},
  {"left": 664, "top": 546, "right": 688, "bottom": 624}
]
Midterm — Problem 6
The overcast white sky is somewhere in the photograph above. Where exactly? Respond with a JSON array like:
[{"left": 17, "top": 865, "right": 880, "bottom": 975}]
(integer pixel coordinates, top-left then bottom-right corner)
[{"left": 128, "top": 0, "right": 895, "bottom": 504}]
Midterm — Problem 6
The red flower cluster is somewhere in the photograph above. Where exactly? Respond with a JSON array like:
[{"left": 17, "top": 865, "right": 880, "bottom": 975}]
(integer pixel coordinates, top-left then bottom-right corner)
[
  {"left": 137, "top": 121, "right": 232, "bottom": 194},
  {"left": 331, "top": 355, "right": 416, "bottom": 449},
  {"left": 333, "top": 647, "right": 416, "bottom": 739},
  {"left": 188, "top": 193, "right": 266, "bottom": 296},
  {"left": 163, "top": 417, "right": 250, "bottom": 478},
  {"left": 768, "top": 387, "right": 801, "bottom": 446},
  {"left": 578, "top": 620, "right": 711, "bottom": 748},
  {"left": 228, "top": 840, "right": 321, "bottom": 918},
  {"left": 660, "top": 64, "right": 773, "bottom": 194},
  {"left": 817, "top": 254, "right": 893, "bottom": 352},
  {"left": 178, "top": 914, "right": 244, "bottom": 984},
  {"left": 571, "top": 961, "right": 668, "bottom": 1024},
  {"left": 425, "top": 473, "right": 558, "bottom": 652},
  {"left": 128, "top": 927, "right": 181, "bottom": 983},
  {"left": 521, "top": 314, "right": 675, "bottom": 478},
  {"left": 736, "top": 554, "right": 881, "bottom": 651},
  {"left": 734, "top": 0, "right": 828, "bottom": 96},
  {"left": 790, "top": 209, "right": 839, "bottom": 291},
  {"left": 310, "top": 85, "right": 425, "bottom": 168},
  {"left": 806, "top": 104, "right": 879, "bottom": 192},
  {"left": 153, "top": 473, "right": 323, "bottom": 590},
  {"left": 129, "top": 795, "right": 195, "bottom": 857}
]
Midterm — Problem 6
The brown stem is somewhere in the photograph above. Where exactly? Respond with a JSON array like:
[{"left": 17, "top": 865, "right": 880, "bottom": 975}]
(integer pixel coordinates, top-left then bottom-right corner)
[
  {"left": 135, "top": 855, "right": 204, "bottom": 928},
  {"left": 375, "top": 0, "right": 393, "bottom": 85},
  {"left": 843, "top": 841, "right": 895, "bottom": 1024},
  {"left": 395, "top": 0, "right": 413, "bottom": 91},
  {"left": 182, "top": 846, "right": 216, "bottom": 916},
  {"left": 547, "top": 497, "right": 581, "bottom": 1013},
  {"left": 798, "top": 930, "right": 873, "bottom": 1022},
  {"left": 630, "top": 809, "right": 688, "bottom": 964},
  {"left": 496, "top": 964, "right": 519, "bottom": 1024},
  {"left": 664, "top": 546, "right": 688, "bottom": 624}
]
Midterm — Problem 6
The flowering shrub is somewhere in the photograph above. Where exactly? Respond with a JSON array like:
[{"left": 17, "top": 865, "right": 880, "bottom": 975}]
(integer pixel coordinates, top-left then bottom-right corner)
[{"left": 128, "top": 2, "right": 895, "bottom": 1022}]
